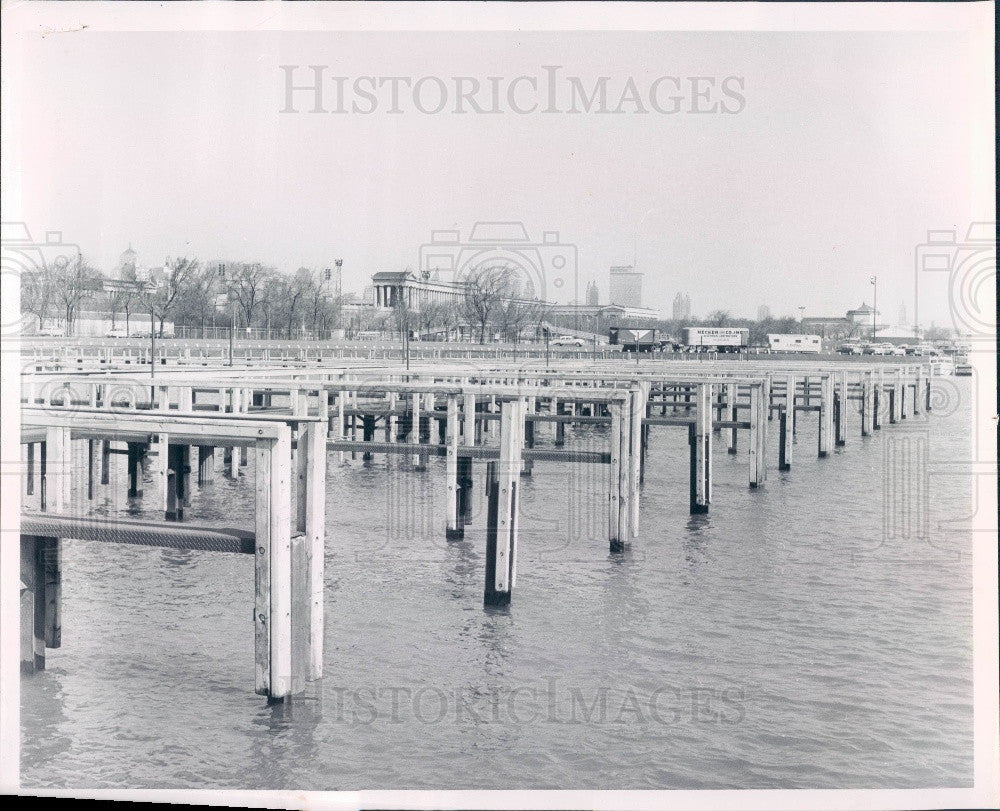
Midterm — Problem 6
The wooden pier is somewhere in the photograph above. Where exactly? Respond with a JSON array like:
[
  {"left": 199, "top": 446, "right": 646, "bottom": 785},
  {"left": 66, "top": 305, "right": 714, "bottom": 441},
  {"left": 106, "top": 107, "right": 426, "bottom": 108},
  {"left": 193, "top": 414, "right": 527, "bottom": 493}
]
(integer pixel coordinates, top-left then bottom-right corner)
[{"left": 18, "top": 352, "right": 936, "bottom": 699}]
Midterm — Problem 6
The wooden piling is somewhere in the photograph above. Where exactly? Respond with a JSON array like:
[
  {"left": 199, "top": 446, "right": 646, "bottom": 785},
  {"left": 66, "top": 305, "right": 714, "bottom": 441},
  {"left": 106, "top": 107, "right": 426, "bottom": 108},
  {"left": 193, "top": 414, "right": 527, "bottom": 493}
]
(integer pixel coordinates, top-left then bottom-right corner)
[
  {"left": 748, "top": 384, "right": 766, "bottom": 487},
  {"left": 861, "top": 372, "right": 873, "bottom": 436},
  {"left": 198, "top": 446, "right": 215, "bottom": 483},
  {"left": 411, "top": 391, "right": 423, "bottom": 470},
  {"left": 689, "top": 384, "right": 711, "bottom": 513},
  {"left": 629, "top": 385, "right": 646, "bottom": 537},
  {"left": 26, "top": 442, "right": 35, "bottom": 495},
  {"left": 836, "top": 372, "right": 848, "bottom": 446},
  {"left": 484, "top": 399, "right": 522, "bottom": 605},
  {"left": 150, "top": 432, "right": 169, "bottom": 517},
  {"left": 726, "top": 383, "right": 738, "bottom": 454},
  {"left": 255, "top": 426, "right": 293, "bottom": 700},
  {"left": 446, "top": 395, "right": 462, "bottom": 540},
  {"left": 20, "top": 535, "right": 47, "bottom": 672},
  {"left": 101, "top": 440, "right": 111, "bottom": 485},
  {"left": 778, "top": 407, "right": 791, "bottom": 470},
  {"left": 293, "top": 414, "right": 326, "bottom": 682},
  {"left": 609, "top": 398, "right": 626, "bottom": 547},
  {"left": 818, "top": 374, "right": 833, "bottom": 458}
]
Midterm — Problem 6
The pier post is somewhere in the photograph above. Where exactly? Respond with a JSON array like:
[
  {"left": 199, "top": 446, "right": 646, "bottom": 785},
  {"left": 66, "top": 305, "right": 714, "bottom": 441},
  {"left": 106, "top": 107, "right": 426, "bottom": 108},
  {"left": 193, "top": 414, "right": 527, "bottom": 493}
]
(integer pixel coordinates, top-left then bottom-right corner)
[
  {"left": 778, "top": 407, "right": 791, "bottom": 470},
  {"left": 87, "top": 439, "right": 96, "bottom": 500},
  {"left": 689, "top": 385, "right": 712, "bottom": 513},
  {"left": 463, "top": 393, "right": 476, "bottom": 447},
  {"left": 336, "top": 390, "right": 346, "bottom": 462},
  {"left": 861, "top": 372, "right": 873, "bottom": 436},
  {"left": 484, "top": 398, "right": 523, "bottom": 606},
  {"left": 43, "top": 426, "right": 69, "bottom": 511},
  {"left": 411, "top": 392, "right": 423, "bottom": 470},
  {"left": 925, "top": 372, "right": 931, "bottom": 411},
  {"left": 818, "top": 375, "right": 833, "bottom": 458},
  {"left": 101, "top": 440, "right": 111, "bottom": 485},
  {"left": 873, "top": 370, "right": 882, "bottom": 431},
  {"left": 912, "top": 367, "right": 922, "bottom": 416},
  {"left": 255, "top": 425, "right": 293, "bottom": 700},
  {"left": 294, "top": 417, "right": 326, "bottom": 682},
  {"left": 446, "top": 395, "right": 462, "bottom": 540},
  {"left": 748, "top": 384, "right": 766, "bottom": 487},
  {"left": 554, "top": 400, "right": 566, "bottom": 447},
  {"left": 836, "top": 372, "right": 848, "bottom": 446},
  {"left": 149, "top": 432, "right": 170, "bottom": 517},
  {"left": 19, "top": 535, "right": 46, "bottom": 672},
  {"left": 198, "top": 446, "right": 215, "bottom": 483},
  {"left": 387, "top": 392, "right": 397, "bottom": 442},
  {"left": 629, "top": 385, "right": 646, "bottom": 538},
  {"left": 727, "top": 383, "right": 738, "bottom": 454},
  {"left": 26, "top": 442, "right": 34, "bottom": 495},
  {"left": 489, "top": 396, "right": 499, "bottom": 439},
  {"left": 362, "top": 414, "right": 376, "bottom": 461},
  {"left": 521, "top": 418, "right": 535, "bottom": 476},
  {"left": 608, "top": 397, "right": 627, "bottom": 546},
  {"left": 790, "top": 376, "right": 798, "bottom": 436},
  {"left": 127, "top": 442, "right": 143, "bottom": 497}
]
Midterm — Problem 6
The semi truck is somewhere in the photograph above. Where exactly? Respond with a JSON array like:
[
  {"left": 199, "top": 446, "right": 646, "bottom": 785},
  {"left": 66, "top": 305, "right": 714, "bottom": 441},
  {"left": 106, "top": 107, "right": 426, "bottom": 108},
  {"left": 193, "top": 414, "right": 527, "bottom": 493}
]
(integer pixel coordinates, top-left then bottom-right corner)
[
  {"left": 681, "top": 327, "right": 749, "bottom": 352},
  {"left": 609, "top": 326, "right": 659, "bottom": 352},
  {"left": 767, "top": 333, "right": 822, "bottom": 353}
]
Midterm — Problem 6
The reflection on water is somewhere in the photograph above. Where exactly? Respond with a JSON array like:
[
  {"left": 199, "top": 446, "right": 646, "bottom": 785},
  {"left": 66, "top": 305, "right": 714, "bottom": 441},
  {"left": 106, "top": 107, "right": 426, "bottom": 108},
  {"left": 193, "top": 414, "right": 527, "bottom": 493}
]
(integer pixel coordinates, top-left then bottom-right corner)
[{"left": 21, "top": 381, "right": 975, "bottom": 789}]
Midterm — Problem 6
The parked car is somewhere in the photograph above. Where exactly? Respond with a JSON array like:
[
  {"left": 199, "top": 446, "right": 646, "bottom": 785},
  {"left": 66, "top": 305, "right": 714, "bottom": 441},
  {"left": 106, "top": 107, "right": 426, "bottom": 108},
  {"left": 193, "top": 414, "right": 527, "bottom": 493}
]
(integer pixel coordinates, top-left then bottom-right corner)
[
  {"left": 886, "top": 345, "right": 907, "bottom": 356},
  {"left": 551, "top": 335, "right": 585, "bottom": 347},
  {"left": 35, "top": 327, "right": 65, "bottom": 337},
  {"left": 105, "top": 327, "right": 129, "bottom": 338}
]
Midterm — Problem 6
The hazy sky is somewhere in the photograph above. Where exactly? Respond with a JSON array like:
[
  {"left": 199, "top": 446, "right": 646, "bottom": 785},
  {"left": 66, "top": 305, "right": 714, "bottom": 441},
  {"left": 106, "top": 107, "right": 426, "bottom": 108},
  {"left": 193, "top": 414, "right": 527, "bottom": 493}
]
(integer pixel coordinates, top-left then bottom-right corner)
[{"left": 10, "top": 28, "right": 992, "bottom": 325}]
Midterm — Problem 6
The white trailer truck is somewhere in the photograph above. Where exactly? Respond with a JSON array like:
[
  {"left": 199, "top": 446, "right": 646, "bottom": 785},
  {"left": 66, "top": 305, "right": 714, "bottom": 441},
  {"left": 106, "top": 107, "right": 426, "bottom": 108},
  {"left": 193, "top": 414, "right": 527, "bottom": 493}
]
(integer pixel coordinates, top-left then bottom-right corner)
[{"left": 681, "top": 327, "right": 749, "bottom": 352}]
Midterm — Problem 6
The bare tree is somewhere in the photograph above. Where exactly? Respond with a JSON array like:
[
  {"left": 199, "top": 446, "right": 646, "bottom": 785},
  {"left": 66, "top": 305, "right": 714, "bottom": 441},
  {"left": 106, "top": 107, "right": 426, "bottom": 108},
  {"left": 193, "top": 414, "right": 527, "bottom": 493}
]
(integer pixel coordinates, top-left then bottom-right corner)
[
  {"left": 146, "top": 257, "right": 200, "bottom": 337},
  {"left": 52, "top": 254, "right": 101, "bottom": 336},
  {"left": 21, "top": 264, "right": 58, "bottom": 331},
  {"left": 461, "top": 263, "right": 514, "bottom": 343},
  {"left": 707, "top": 309, "right": 732, "bottom": 327},
  {"left": 228, "top": 262, "right": 271, "bottom": 332}
]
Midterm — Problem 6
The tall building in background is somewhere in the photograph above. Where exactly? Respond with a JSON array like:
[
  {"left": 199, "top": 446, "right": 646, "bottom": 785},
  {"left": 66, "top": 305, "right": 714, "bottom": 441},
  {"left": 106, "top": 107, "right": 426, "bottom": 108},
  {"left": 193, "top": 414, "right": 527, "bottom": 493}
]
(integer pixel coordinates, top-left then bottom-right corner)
[
  {"left": 672, "top": 292, "right": 692, "bottom": 321},
  {"left": 897, "top": 303, "right": 907, "bottom": 326},
  {"left": 757, "top": 304, "right": 772, "bottom": 321},
  {"left": 586, "top": 280, "right": 600, "bottom": 306},
  {"left": 608, "top": 265, "right": 642, "bottom": 308},
  {"left": 117, "top": 244, "right": 137, "bottom": 278}
]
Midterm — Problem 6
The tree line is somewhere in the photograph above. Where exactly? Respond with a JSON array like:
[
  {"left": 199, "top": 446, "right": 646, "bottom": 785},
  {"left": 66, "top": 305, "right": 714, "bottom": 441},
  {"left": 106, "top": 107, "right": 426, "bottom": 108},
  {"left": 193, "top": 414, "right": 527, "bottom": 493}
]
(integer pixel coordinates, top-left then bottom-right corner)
[{"left": 20, "top": 255, "right": 344, "bottom": 338}]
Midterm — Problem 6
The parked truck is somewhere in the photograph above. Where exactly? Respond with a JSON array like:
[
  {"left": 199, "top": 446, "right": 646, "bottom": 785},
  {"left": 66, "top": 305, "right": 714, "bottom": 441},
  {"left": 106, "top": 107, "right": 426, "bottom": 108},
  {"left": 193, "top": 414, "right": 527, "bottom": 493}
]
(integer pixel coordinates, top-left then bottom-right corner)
[
  {"left": 681, "top": 327, "right": 749, "bottom": 352},
  {"left": 767, "top": 333, "right": 822, "bottom": 353},
  {"left": 609, "top": 326, "right": 659, "bottom": 352}
]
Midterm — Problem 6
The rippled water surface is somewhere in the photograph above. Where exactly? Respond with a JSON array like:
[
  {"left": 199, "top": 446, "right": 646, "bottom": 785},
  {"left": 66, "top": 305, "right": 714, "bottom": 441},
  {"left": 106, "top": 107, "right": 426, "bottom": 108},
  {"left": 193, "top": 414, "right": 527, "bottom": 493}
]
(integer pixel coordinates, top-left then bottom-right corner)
[{"left": 20, "top": 379, "right": 975, "bottom": 789}]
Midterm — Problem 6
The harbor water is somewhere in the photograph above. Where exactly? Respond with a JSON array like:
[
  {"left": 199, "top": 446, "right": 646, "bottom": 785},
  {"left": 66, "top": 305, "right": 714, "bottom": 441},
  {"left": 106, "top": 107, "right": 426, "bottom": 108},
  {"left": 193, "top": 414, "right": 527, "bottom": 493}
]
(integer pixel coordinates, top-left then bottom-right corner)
[{"left": 20, "top": 378, "right": 974, "bottom": 789}]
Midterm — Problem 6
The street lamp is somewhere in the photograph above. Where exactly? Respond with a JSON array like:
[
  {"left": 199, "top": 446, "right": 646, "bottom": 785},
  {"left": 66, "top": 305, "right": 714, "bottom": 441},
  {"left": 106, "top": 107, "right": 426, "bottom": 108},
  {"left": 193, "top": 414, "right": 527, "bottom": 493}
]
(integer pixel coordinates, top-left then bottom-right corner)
[{"left": 869, "top": 275, "right": 877, "bottom": 339}]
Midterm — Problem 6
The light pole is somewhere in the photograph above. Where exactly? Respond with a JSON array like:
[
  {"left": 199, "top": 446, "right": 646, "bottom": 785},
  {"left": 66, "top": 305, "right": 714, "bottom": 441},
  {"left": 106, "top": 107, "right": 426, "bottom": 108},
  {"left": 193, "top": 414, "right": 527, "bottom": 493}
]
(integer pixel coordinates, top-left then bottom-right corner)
[{"left": 869, "top": 275, "right": 877, "bottom": 340}]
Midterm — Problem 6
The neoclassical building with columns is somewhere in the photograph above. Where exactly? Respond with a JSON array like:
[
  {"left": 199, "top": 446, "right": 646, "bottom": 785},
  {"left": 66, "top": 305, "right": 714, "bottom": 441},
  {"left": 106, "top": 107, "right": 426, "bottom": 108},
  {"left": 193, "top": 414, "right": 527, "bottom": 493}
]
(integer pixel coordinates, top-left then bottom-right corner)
[{"left": 371, "top": 270, "right": 468, "bottom": 310}]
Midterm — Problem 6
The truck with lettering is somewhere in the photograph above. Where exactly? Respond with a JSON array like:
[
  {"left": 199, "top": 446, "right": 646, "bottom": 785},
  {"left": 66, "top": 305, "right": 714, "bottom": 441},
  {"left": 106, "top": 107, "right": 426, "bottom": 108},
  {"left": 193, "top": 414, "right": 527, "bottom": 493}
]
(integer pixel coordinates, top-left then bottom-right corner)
[{"left": 681, "top": 327, "right": 750, "bottom": 352}]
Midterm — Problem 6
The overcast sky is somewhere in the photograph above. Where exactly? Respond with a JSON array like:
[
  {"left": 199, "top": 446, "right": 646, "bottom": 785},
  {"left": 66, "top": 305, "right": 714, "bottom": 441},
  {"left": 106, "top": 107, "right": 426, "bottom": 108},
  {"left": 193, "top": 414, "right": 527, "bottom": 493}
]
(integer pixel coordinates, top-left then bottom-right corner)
[{"left": 10, "top": 28, "right": 992, "bottom": 325}]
